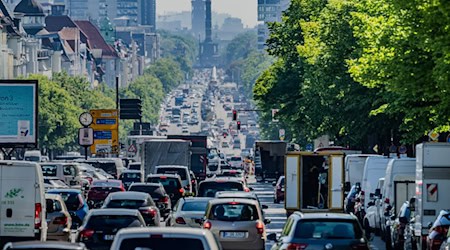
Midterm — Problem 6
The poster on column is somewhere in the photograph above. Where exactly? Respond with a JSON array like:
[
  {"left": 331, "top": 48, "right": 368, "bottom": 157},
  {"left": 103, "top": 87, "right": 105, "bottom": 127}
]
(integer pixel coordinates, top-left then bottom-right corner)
[{"left": 0, "top": 80, "right": 38, "bottom": 146}]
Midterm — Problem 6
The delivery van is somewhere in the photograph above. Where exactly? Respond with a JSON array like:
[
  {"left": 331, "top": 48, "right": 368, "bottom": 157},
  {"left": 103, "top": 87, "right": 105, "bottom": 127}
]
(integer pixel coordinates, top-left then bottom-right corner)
[
  {"left": 0, "top": 161, "right": 47, "bottom": 244},
  {"left": 361, "top": 156, "right": 390, "bottom": 209},
  {"left": 345, "top": 154, "right": 382, "bottom": 188}
]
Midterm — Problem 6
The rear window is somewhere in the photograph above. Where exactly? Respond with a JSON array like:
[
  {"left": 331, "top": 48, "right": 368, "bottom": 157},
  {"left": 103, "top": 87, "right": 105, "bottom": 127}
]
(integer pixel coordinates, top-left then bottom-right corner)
[
  {"left": 209, "top": 203, "right": 259, "bottom": 221},
  {"left": 41, "top": 165, "right": 57, "bottom": 176},
  {"left": 88, "top": 162, "right": 117, "bottom": 175},
  {"left": 105, "top": 199, "right": 146, "bottom": 209},
  {"left": 53, "top": 192, "right": 81, "bottom": 211},
  {"left": 156, "top": 167, "right": 187, "bottom": 180},
  {"left": 91, "top": 186, "right": 123, "bottom": 192},
  {"left": 218, "top": 171, "right": 243, "bottom": 178},
  {"left": 119, "top": 238, "right": 204, "bottom": 250},
  {"left": 208, "top": 164, "right": 219, "bottom": 171},
  {"left": 92, "top": 181, "right": 121, "bottom": 187},
  {"left": 129, "top": 185, "right": 164, "bottom": 198},
  {"left": 121, "top": 172, "right": 141, "bottom": 181},
  {"left": 294, "top": 220, "right": 362, "bottom": 239},
  {"left": 231, "top": 157, "right": 241, "bottom": 161},
  {"left": 147, "top": 177, "right": 182, "bottom": 190},
  {"left": 198, "top": 182, "right": 244, "bottom": 197},
  {"left": 182, "top": 201, "right": 209, "bottom": 212},
  {"left": 128, "top": 164, "right": 141, "bottom": 170},
  {"left": 86, "top": 215, "right": 143, "bottom": 229}
]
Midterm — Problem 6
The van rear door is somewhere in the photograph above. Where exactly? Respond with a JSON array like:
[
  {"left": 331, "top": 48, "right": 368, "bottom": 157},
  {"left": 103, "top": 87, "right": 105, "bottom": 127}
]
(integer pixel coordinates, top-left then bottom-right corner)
[
  {"left": 0, "top": 163, "right": 36, "bottom": 237},
  {"left": 394, "top": 180, "right": 415, "bottom": 214},
  {"left": 330, "top": 155, "right": 344, "bottom": 210}
]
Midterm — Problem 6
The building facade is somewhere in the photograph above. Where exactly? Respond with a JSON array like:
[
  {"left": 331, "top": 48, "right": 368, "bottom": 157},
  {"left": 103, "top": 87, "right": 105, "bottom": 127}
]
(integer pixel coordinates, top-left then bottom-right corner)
[
  {"left": 257, "top": 0, "right": 290, "bottom": 50},
  {"left": 191, "top": 0, "right": 205, "bottom": 40}
]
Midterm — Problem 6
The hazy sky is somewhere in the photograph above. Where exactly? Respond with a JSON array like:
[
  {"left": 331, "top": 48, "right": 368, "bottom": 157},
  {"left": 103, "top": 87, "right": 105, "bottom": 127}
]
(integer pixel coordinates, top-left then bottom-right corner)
[{"left": 156, "top": 0, "right": 258, "bottom": 28}]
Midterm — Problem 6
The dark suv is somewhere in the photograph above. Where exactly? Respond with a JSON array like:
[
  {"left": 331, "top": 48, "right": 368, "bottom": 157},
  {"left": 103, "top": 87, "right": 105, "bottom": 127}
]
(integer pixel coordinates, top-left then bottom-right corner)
[
  {"left": 128, "top": 182, "right": 172, "bottom": 219},
  {"left": 146, "top": 174, "right": 184, "bottom": 204},
  {"left": 268, "top": 212, "right": 369, "bottom": 250},
  {"left": 197, "top": 177, "right": 246, "bottom": 197}
]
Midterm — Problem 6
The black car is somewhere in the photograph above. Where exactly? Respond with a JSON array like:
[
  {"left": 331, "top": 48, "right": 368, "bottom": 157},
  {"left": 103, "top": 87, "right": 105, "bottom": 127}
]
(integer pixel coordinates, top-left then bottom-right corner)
[
  {"left": 197, "top": 178, "right": 246, "bottom": 197},
  {"left": 146, "top": 174, "right": 185, "bottom": 204},
  {"left": 77, "top": 209, "right": 146, "bottom": 250},
  {"left": 128, "top": 182, "right": 172, "bottom": 219}
]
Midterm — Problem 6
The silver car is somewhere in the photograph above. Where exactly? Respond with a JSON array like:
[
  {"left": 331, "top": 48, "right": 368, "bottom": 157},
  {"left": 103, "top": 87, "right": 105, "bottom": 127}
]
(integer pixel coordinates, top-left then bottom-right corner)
[
  {"left": 203, "top": 198, "right": 268, "bottom": 250},
  {"left": 45, "top": 194, "right": 72, "bottom": 241},
  {"left": 168, "top": 197, "right": 212, "bottom": 227}
]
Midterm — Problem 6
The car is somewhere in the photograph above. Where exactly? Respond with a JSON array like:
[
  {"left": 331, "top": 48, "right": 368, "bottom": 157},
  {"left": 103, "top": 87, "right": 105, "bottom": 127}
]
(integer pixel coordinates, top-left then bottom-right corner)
[
  {"left": 198, "top": 178, "right": 247, "bottom": 197},
  {"left": 3, "top": 241, "right": 88, "bottom": 250},
  {"left": 216, "top": 170, "right": 246, "bottom": 184},
  {"left": 110, "top": 227, "right": 221, "bottom": 250},
  {"left": 46, "top": 189, "right": 89, "bottom": 229},
  {"left": 102, "top": 191, "right": 161, "bottom": 226},
  {"left": 426, "top": 210, "right": 450, "bottom": 250},
  {"left": 80, "top": 158, "right": 126, "bottom": 179},
  {"left": 146, "top": 174, "right": 185, "bottom": 205},
  {"left": 119, "top": 170, "right": 143, "bottom": 190},
  {"left": 128, "top": 182, "right": 172, "bottom": 219},
  {"left": 268, "top": 212, "right": 369, "bottom": 250},
  {"left": 155, "top": 165, "right": 193, "bottom": 193},
  {"left": 273, "top": 176, "right": 285, "bottom": 204},
  {"left": 229, "top": 156, "right": 243, "bottom": 169},
  {"left": 221, "top": 141, "right": 230, "bottom": 148},
  {"left": 44, "top": 177, "right": 69, "bottom": 191},
  {"left": 40, "top": 163, "right": 82, "bottom": 188},
  {"left": 203, "top": 198, "right": 268, "bottom": 250},
  {"left": 215, "top": 191, "right": 269, "bottom": 215},
  {"left": 168, "top": 197, "right": 212, "bottom": 227},
  {"left": 87, "top": 180, "right": 125, "bottom": 208},
  {"left": 127, "top": 162, "right": 141, "bottom": 171},
  {"left": 76, "top": 209, "right": 146, "bottom": 250},
  {"left": 45, "top": 194, "right": 72, "bottom": 241},
  {"left": 387, "top": 200, "right": 412, "bottom": 250}
]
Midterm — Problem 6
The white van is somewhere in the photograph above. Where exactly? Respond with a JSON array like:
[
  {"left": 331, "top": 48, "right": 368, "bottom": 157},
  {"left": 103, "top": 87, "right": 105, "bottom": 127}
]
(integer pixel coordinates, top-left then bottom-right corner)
[
  {"left": 345, "top": 154, "right": 382, "bottom": 187},
  {"left": 23, "top": 150, "right": 42, "bottom": 162},
  {"left": 40, "top": 162, "right": 82, "bottom": 188},
  {"left": 361, "top": 156, "right": 390, "bottom": 209},
  {"left": 155, "top": 165, "right": 193, "bottom": 193},
  {"left": 379, "top": 158, "right": 415, "bottom": 238},
  {"left": 0, "top": 161, "right": 47, "bottom": 243}
]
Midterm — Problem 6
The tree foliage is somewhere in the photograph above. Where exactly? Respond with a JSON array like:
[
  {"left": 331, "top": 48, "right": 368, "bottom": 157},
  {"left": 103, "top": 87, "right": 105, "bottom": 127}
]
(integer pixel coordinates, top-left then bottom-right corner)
[
  {"left": 145, "top": 58, "right": 184, "bottom": 93},
  {"left": 252, "top": 0, "right": 450, "bottom": 150}
]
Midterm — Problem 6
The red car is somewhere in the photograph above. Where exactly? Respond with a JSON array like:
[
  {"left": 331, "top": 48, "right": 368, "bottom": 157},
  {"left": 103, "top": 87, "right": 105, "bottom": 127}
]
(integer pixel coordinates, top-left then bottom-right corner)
[
  {"left": 273, "top": 176, "right": 285, "bottom": 203},
  {"left": 87, "top": 180, "right": 125, "bottom": 208}
]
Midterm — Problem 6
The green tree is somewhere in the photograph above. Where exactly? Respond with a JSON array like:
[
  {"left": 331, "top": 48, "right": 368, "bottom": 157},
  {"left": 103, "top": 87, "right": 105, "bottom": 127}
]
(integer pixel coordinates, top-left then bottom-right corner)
[
  {"left": 145, "top": 58, "right": 184, "bottom": 93},
  {"left": 223, "top": 31, "right": 257, "bottom": 65}
]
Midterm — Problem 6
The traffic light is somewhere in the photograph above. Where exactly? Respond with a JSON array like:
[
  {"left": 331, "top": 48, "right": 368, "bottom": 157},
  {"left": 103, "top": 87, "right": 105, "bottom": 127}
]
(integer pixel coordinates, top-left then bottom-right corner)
[
  {"left": 232, "top": 110, "right": 237, "bottom": 121},
  {"left": 120, "top": 99, "right": 142, "bottom": 120},
  {"left": 237, "top": 121, "right": 241, "bottom": 130}
]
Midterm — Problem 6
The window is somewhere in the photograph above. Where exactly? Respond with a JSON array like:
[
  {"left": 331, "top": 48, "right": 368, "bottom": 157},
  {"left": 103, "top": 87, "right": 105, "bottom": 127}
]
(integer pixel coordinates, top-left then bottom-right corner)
[
  {"left": 182, "top": 201, "right": 209, "bottom": 212},
  {"left": 63, "top": 165, "right": 76, "bottom": 176},
  {"left": 198, "top": 182, "right": 244, "bottom": 197},
  {"left": 209, "top": 203, "right": 259, "bottom": 221},
  {"left": 86, "top": 215, "right": 142, "bottom": 229},
  {"left": 129, "top": 185, "right": 164, "bottom": 199},
  {"left": 119, "top": 238, "right": 204, "bottom": 250},
  {"left": 41, "top": 165, "right": 57, "bottom": 177},
  {"left": 106, "top": 199, "right": 146, "bottom": 209},
  {"left": 156, "top": 167, "right": 187, "bottom": 180},
  {"left": 281, "top": 218, "right": 294, "bottom": 237},
  {"left": 293, "top": 220, "right": 362, "bottom": 239}
]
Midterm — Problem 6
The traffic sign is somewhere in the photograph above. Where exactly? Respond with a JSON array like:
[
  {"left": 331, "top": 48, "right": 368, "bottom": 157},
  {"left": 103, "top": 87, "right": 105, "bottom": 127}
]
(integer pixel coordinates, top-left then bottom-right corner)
[
  {"left": 272, "top": 109, "right": 279, "bottom": 122},
  {"left": 78, "top": 128, "right": 93, "bottom": 146},
  {"left": 306, "top": 143, "right": 313, "bottom": 151},
  {"left": 389, "top": 144, "right": 397, "bottom": 153},
  {"left": 128, "top": 144, "right": 137, "bottom": 153},
  {"left": 429, "top": 130, "right": 439, "bottom": 142},
  {"left": 399, "top": 145, "right": 407, "bottom": 154}
]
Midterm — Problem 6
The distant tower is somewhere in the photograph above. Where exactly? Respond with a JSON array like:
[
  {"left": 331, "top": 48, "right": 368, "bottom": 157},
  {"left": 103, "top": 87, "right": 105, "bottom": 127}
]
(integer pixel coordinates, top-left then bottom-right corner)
[
  {"left": 199, "top": 0, "right": 218, "bottom": 67},
  {"left": 191, "top": 0, "right": 205, "bottom": 40}
]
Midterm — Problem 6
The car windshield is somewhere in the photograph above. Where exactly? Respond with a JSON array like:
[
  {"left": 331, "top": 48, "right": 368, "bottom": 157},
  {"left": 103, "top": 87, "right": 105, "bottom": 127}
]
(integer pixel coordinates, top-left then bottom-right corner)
[
  {"left": 294, "top": 220, "right": 362, "bottom": 239},
  {"left": 209, "top": 203, "right": 259, "bottom": 221},
  {"left": 128, "top": 164, "right": 141, "bottom": 170},
  {"left": 208, "top": 164, "right": 219, "bottom": 171},
  {"left": 198, "top": 182, "right": 244, "bottom": 197},
  {"left": 119, "top": 238, "right": 204, "bottom": 250},
  {"left": 86, "top": 215, "right": 142, "bottom": 229},
  {"left": 129, "top": 185, "right": 164, "bottom": 198},
  {"left": 106, "top": 199, "right": 146, "bottom": 209},
  {"left": 182, "top": 200, "right": 209, "bottom": 212},
  {"left": 156, "top": 167, "right": 187, "bottom": 180},
  {"left": 87, "top": 162, "right": 116, "bottom": 175}
]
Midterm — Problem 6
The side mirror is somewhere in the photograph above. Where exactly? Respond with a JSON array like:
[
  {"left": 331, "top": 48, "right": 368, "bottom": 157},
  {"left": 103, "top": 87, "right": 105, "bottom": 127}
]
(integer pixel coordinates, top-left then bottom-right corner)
[
  {"left": 384, "top": 211, "right": 390, "bottom": 217},
  {"left": 262, "top": 205, "right": 269, "bottom": 209},
  {"left": 264, "top": 219, "right": 271, "bottom": 225},
  {"left": 267, "top": 233, "right": 277, "bottom": 241},
  {"left": 369, "top": 193, "right": 375, "bottom": 200},
  {"left": 344, "top": 182, "right": 351, "bottom": 192},
  {"left": 427, "top": 222, "right": 433, "bottom": 229},
  {"left": 272, "top": 181, "right": 276, "bottom": 187}
]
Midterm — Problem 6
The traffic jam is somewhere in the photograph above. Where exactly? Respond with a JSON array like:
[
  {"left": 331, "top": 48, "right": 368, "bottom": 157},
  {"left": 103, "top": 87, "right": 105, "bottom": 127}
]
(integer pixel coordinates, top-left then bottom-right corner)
[{"left": 1, "top": 70, "right": 450, "bottom": 250}]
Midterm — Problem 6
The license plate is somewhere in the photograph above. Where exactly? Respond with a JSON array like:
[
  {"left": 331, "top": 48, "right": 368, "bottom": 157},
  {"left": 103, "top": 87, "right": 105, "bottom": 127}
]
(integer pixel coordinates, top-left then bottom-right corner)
[
  {"left": 222, "top": 232, "right": 246, "bottom": 238},
  {"left": 104, "top": 235, "right": 115, "bottom": 240}
]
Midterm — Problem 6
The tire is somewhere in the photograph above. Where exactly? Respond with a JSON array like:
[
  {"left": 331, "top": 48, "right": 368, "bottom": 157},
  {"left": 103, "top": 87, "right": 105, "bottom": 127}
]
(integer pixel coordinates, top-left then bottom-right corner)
[{"left": 385, "top": 228, "right": 393, "bottom": 250}]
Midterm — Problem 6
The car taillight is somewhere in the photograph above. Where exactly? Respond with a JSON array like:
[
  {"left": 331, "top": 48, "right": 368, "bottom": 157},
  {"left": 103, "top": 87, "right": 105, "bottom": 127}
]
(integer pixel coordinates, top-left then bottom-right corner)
[
  {"left": 80, "top": 229, "right": 94, "bottom": 239},
  {"left": 179, "top": 188, "right": 185, "bottom": 194},
  {"left": 176, "top": 217, "right": 186, "bottom": 224},
  {"left": 191, "top": 179, "right": 196, "bottom": 183},
  {"left": 384, "top": 198, "right": 390, "bottom": 204},
  {"left": 35, "top": 203, "right": 42, "bottom": 229},
  {"left": 53, "top": 216, "right": 68, "bottom": 225},
  {"left": 160, "top": 196, "right": 169, "bottom": 203},
  {"left": 244, "top": 187, "right": 250, "bottom": 192},
  {"left": 86, "top": 177, "right": 93, "bottom": 184},
  {"left": 203, "top": 220, "right": 212, "bottom": 229},
  {"left": 142, "top": 208, "right": 158, "bottom": 217},
  {"left": 287, "top": 243, "right": 308, "bottom": 250},
  {"left": 256, "top": 221, "right": 264, "bottom": 234}
]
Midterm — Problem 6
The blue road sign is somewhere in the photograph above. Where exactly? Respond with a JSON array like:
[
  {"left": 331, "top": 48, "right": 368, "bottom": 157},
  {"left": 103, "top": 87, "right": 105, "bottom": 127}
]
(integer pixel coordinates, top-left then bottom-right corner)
[{"left": 306, "top": 143, "right": 313, "bottom": 151}]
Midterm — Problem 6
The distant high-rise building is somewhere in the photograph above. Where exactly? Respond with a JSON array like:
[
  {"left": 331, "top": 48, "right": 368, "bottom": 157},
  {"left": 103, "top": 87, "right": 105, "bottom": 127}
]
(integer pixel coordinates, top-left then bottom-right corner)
[
  {"left": 191, "top": 0, "right": 205, "bottom": 40},
  {"left": 139, "top": 0, "right": 156, "bottom": 31},
  {"left": 66, "top": 0, "right": 100, "bottom": 21},
  {"left": 257, "top": 0, "right": 290, "bottom": 50}
]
